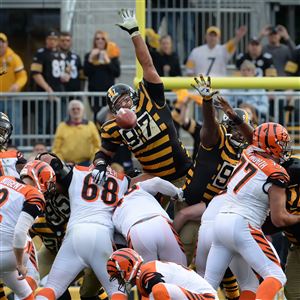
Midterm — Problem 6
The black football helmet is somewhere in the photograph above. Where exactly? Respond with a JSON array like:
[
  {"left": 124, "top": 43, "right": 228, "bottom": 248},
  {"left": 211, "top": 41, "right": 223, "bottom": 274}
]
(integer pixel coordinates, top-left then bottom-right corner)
[
  {"left": 221, "top": 108, "right": 251, "bottom": 148},
  {"left": 106, "top": 83, "right": 138, "bottom": 114},
  {"left": 0, "top": 112, "right": 13, "bottom": 149},
  {"left": 282, "top": 156, "right": 300, "bottom": 186}
]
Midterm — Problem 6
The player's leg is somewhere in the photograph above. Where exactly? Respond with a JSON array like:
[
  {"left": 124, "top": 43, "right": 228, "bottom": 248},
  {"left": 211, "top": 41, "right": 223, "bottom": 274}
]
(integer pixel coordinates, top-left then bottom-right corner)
[
  {"left": 1, "top": 251, "right": 33, "bottom": 300},
  {"left": 195, "top": 222, "right": 213, "bottom": 277},
  {"left": 37, "top": 244, "right": 56, "bottom": 279},
  {"left": 35, "top": 229, "right": 86, "bottom": 300},
  {"left": 24, "top": 239, "right": 39, "bottom": 291},
  {"left": 77, "top": 224, "right": 122, "bottom": 298},
  {"left": 80, "top": 268, "right": 107, "bottom": 300},
  {"left": 284, "top": 245, "right": 300, "bottom": 300},
  {"left": 232, "top": 217, "right": 286, "bottom": 300},
  {"left": 158, "top": 217, "right": 187, "bottom": 266},
  {"left": 229, "top": 254, "right": 258, "bottom": 300}
]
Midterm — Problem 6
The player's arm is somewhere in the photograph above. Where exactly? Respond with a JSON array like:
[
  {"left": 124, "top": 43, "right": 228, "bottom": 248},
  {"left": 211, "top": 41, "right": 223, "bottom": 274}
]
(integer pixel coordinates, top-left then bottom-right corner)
[
  {"left": 138, "top": 177, "right": 184, "bottom": 201},
  {"left": 268, "top": 172, "right": 300, "bottom": 227},
  {"left": 215, "top": 95, "right": 253, "bottom": 144},
  {"left": 116, "top": 9, "right": 161, "bottom": 84},
  {"left": 14, "top": 194, "right": 45, "bottom": 279},
  {"left": 173, "top": 202, "right": 206, "bottom": 232},
  {"left": 191, "top": 74, "right": 219, "bottom": 148}
]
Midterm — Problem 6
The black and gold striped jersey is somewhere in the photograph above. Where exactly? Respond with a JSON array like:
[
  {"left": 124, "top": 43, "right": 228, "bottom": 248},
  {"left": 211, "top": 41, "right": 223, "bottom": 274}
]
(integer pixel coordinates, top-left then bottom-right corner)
[
  {"left": 183, "top": 125, "right": 242, "bottom": 205},
  {"left": 284, "top": 186, "right": 300, "bottom": 245},
  {"left": 101, "top": 81, "right": 192, "bottom": 181},
  {"left": 0, "top": 281, "right": 6, "bottom": 300},
  {"left": 30, "top": 215, "right": 65, "bottom": 254}
]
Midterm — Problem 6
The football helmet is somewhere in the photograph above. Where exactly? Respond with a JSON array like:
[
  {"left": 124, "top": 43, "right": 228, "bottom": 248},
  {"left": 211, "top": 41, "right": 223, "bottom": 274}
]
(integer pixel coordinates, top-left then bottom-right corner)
[
  {"left": 252, "top": 122, "right": 291, "bottom": 162},
  {"left": 282, "top": 155, "right": 300, "bottom": 185},
  {"left": 107, "top": 248, "right": 143, "bottom": 292},
  {"left": 20, "top": 160, "right": 56, "bottom": 194},
  {"left": 107, "top": 83, "right": 138, "bottom": 114},
  {"left": 221, "top": 108, "right": 250, "bottom": 147},
  {"left": 0, "top": 112, "right": 13, "bottom": 149}
]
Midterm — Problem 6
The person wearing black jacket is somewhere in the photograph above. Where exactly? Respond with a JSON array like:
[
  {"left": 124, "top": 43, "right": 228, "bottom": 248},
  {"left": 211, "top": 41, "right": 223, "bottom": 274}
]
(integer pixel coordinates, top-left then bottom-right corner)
[
  {"left": 84, "top": 31, "right": 121, "bottom": 118},
  {"left": 151, "top": 35, "right": 182, "bottom": 77}
]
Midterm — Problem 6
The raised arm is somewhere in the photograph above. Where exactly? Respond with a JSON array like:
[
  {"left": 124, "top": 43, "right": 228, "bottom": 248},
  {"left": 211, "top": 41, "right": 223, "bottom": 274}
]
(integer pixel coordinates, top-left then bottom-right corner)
[
  {"left": 139, "top": 177, "right": 183, "bottom": 200},
  {"left": 215, "top": 96, "right": 254, "bottom": 144},
  {"left": 191, "top": 74, "right": 220, "bottom": 148},
  {"left": 116, "top": 9, "right": 161, "bottom": 84}
]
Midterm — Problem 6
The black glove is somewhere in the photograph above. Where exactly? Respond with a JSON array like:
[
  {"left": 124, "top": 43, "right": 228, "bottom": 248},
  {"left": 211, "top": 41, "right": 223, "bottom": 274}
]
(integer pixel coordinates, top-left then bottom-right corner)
[{"left": 92, "top": 161, "right": 107, "bottom": 185}]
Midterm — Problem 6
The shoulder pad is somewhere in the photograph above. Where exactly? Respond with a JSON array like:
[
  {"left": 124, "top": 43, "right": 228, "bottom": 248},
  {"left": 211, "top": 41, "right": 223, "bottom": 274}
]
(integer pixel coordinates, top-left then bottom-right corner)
[
  {"left": 37, "top": 48, "right": 45, "bottom": 53},
  {"left": 263, "top": 52, "right": 272, "bottom": 59}
]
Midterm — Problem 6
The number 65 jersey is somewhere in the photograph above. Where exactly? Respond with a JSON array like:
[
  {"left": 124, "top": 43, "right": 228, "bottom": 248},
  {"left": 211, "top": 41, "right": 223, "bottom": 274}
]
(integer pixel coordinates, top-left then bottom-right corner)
[
  {"left": 66, "top": 166, "right": 129, "bottom": 231},
  {"left": 219, "top": 146, "right": 290, "bottom": 227}
]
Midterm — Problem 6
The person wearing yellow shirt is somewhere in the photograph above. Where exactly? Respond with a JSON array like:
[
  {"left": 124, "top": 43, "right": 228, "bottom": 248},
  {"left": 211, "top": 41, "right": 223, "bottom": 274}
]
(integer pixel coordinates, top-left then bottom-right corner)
[
  {"left": 0, "top": 33, "right": 27, "bottom": 145},
  {"left": 0, "top": 33, "right": 27, "bottom": 92},
  {"left": 52, "top": 99, "right": 100, "bottom": 166}
]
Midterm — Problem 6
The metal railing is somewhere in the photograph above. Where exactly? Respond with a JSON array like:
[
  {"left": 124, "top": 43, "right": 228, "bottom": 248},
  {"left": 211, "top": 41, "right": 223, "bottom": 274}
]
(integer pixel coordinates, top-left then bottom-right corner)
[{"left": 0, "top": 91, "right": 299, "bottom": 152}]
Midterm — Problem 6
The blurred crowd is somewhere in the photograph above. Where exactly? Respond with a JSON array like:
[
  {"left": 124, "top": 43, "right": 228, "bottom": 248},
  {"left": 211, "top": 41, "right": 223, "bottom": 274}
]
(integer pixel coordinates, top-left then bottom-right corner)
[{"left": 0, "top": 23, "right": 299, "bottom": 162}]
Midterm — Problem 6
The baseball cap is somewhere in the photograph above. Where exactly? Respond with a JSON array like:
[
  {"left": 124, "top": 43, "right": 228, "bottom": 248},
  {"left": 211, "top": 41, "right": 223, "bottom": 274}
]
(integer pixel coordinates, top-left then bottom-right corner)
[
  {"left": 269, "top": 26, "right": 279, "bottom": 34},
  {"left": 249, "top": 37, "right": 260, "bottom": 45},
  {"left": 206, "top": 26, "right": 221, "bottom": 37},
  {"left": 46, "top": 30, "right": 59, "bottom": 38},
  {"left": 0, "top": 33, "right": 8, "bottom": 42}
]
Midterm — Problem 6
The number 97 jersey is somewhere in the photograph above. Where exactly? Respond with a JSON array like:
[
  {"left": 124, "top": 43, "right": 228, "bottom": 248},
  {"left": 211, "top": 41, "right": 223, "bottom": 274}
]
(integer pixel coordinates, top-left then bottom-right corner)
[{"left": 66, "top": 165, "right": 130, "bottom": 231}]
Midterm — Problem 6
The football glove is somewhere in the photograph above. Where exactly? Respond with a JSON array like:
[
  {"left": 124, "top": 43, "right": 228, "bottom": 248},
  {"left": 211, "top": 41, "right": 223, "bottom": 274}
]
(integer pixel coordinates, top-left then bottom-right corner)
[
  {"left": 191, "top": 74, "right": 219, "bottom": 101},
  {"left": 92, "top": 161, "right": 107, "bottom": 186},
  {"left": 116, "top": 9, "right": 140, "bottom": 37},
  {"left": 171, "top": 188, "right": 185, "bottom": 202}
]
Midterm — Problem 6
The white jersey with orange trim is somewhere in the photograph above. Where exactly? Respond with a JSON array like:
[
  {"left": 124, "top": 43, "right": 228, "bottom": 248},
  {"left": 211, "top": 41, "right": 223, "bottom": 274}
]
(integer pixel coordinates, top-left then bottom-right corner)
[
  {"left": 112, "top": 181, "right": 171, "bottom": 238},
  {"left": 219, "top": 146, "right": 289, "bottom": 227},
  {"left": 0, "top": 176, "right": 44, "bottom": 250},
  {"left": 136, "top": 260, "right": 217, "bottom": 297},
  {"left": 66, "top": 166, "right": 129, "bottom": 231},
  {"left": 185, "top": 44, "right": 233, "bottom": 77},
  {"left": 0, "top": 150, "right": 26, "bottom": 178}
]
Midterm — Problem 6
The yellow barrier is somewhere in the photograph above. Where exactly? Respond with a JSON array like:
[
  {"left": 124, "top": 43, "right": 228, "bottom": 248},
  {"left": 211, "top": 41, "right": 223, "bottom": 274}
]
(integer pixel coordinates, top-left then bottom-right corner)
[{"left": 134, "top": 76, "right": 300, "bottom": 90}]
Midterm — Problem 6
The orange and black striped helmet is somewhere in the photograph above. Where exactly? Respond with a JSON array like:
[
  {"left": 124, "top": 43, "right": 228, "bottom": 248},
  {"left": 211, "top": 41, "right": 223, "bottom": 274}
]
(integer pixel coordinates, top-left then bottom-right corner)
[
  {"left": 253, "top": 122, "right": 291, "bottom": 161},
  {"left": 20, "top": 160, "right": 56, "bottom": 194},
  {"left": 107, "top": 248, "right": 143, "bottom": 290}
]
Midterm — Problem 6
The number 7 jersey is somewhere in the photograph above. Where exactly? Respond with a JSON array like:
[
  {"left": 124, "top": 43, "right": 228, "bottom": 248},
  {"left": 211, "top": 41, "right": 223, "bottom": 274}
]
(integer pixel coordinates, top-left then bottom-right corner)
[
  {"left": 66, "top": 166, "right": 130, "bottom": 231},
  {"left": 219, "top": 146, "right": 289, "bottom": 227}
]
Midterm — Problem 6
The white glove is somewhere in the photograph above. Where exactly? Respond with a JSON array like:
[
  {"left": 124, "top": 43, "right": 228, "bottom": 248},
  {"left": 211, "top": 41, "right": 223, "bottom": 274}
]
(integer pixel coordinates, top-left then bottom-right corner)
[
  {"left": 116, "top": 9, "right": 140, "bottom": 37},
  {"left": 171, "top": 188, "right": 185, "bottom": 202},
  {"left": 92, "top": 161, "right": 107, "bottom": 186},
  {"left": 191, "top": 74, "right": 219, "bottom": 101}
]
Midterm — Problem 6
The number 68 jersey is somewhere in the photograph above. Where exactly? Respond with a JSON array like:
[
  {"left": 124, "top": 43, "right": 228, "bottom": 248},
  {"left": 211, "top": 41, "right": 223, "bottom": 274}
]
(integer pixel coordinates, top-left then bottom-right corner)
[
  {"left": 66, "top": 165, "right": 129, "bottom": 231},
  {"left": 219, "top": 146, "right": 290, "bottom": 227}
]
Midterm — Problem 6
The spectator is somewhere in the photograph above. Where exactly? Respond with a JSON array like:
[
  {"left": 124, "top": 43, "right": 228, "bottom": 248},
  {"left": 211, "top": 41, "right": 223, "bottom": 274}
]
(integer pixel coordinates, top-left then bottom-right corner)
[
  {"left": 0, "top": 33, "right": 27, "bottom": 92},
  {"left": 185, "top": 25, "right": 247, "bottom": 76},
  {"left": 59, "top": 31, "right": 83, "bottom": 92},
  {"left": 84, "top": 30, "right": 121, "bottom": 118},
  {"left": 31, "top": 30, "right": 65, "bottom": 92},
  {"left": 151, "top": 35, "right": 182, "bottom": 77},
  {"left": 236, "top": 37, "right": 277, "bottom": 77},
  {"left": 285, "top": 45, "right": 300, "bottom": 76},
  {"left": 27, "top": 141, "right": 48, "bottom": 161},
  {"left": 145, "top": 28, "right": 160, "bottom": 52},
  {"left": 0, "top": 33, "right": 27, "bottom": 143},
  {"left": 259, "top": 25, "right": 295, "bottom": 76},
  {"left": 227, "top": 60, "right": 269, "bottom": 122},
  {"left": 52, "top": 99, "right": 100, "bottom": 166},
  {"left": 239, "top": 102, "right": 259, "bottom": 127}
]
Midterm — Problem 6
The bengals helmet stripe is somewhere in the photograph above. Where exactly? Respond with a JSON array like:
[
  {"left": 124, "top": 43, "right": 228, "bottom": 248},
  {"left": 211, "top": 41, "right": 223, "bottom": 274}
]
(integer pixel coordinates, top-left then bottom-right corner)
[{"left": 253, "top": 122, "right": 291, "bottom": 161}]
